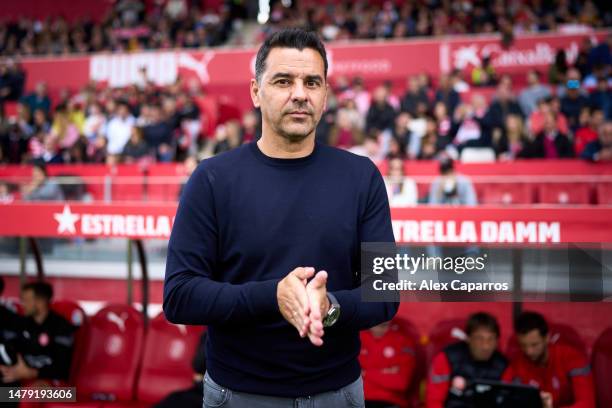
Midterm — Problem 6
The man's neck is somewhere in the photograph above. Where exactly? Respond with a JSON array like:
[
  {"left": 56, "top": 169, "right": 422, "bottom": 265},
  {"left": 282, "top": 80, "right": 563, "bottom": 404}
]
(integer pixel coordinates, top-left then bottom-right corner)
[
  {"left": 34, "top": 309, "right": 49, "bottom": 325},
  {"left": 257, "top": 132, "right": 315, "bottom": 159}
]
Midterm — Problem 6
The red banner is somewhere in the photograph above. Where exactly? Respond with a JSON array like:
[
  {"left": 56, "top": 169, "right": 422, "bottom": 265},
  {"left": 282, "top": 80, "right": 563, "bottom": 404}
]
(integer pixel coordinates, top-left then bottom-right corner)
[
  {"left": 1, "top": 202, "right": 611, "bottom": 243},
  {"left": 21, "top": 30, "right": 609, "bottom": 94}
]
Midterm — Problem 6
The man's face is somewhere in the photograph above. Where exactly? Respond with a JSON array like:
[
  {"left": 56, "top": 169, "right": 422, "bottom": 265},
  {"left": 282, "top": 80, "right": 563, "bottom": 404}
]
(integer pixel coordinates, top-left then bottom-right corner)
[
  {"left": 21, "top": 289, "right": 39, "bottom": 317},
  {"left": 467, "top": 328, "right": 498, "bottom": 362},
  {"left": 250, "top": 47, "right": 327, "bottom": 143},
  {"left": 517, "top": 329, "right": 548, "bottom": 364}
]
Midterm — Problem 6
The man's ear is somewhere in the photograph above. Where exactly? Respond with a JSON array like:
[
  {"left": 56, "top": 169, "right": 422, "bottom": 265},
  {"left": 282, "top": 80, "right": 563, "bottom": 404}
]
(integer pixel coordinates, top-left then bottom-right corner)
[{"left": 250, "top": 79, "right": 260, "bottom": 108}]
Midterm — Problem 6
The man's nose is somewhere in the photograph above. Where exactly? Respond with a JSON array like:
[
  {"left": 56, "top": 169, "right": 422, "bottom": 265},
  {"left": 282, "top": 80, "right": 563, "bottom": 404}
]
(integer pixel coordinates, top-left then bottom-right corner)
[{"left": 291, "top": 81, "right": 307, "bottom": 102}]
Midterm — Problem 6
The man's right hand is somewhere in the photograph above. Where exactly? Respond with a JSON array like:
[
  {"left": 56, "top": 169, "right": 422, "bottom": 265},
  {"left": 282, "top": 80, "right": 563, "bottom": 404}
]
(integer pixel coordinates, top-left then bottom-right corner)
[
  {"left": 277, "top": 267, "right": 315, "bottom": 337},
  {"left": 540, "top": 391, "right": 553, "bottom": 408}
]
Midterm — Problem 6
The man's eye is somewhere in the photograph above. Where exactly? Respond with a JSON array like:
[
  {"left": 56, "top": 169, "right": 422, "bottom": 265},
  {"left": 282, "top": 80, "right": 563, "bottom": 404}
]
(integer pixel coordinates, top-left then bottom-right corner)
[
  {"left": 276, "top": 79, "right": 290, "bottom": 85},
  {"left": 307, "top": 81, "right": 319, "bottom": 87}
]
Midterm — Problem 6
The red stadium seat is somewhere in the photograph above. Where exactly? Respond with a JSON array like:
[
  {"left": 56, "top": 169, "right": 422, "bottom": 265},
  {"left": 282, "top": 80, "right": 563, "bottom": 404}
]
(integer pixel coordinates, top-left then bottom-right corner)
[
  {"left": 136, "top": 312, "right": 205, "bottom": 404},
  {"left": 51, "top": 300, "right": 89, "bottom": 383},
  {"left": 505, "top": 322, "right": 587, "bottom": 359},
  {"left": 537, "top": 183, "right": 592, "bottom": 205},
  {"left": 595, "top": 183, "right": 612, "bottom": 205},
  {"left": 478, "top": 183, "right": 534, "bottom": 205},
  {"left": 425, "top": 318, "right": 466, "bottom": 363},
  {"left": 392, "top": 317, "right": 427, "bottom": 407},
  {"left": 74, "top": 304, "right": 144, "bottom": 403},
  {"left": 592, "top": 327, "right": 612, "bottom": 408}
]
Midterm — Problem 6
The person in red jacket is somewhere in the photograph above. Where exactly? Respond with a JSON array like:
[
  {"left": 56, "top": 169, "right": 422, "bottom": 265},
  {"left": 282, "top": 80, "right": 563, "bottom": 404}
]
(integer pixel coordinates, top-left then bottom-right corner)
[
  {"left": 503, "top": 311, "right": 595, "bottom": 408},
  {"left": 426, "top": 312, "right": 507, "bottom": 408},
  {"left": 359, "top": 321, "right": 416, "bottom": 408}
]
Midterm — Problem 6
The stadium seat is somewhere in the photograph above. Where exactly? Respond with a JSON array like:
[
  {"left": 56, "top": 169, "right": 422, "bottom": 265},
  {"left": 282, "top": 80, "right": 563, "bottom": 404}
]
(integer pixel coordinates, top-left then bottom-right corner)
[
  {"left": 392, "top": 317, "right": 427, "bottom": 407},
  {"left": 51, "top": 300, "right": 89, "bottom": 383},
  {"left": 73, "top": 304, "right": 145, "bottom": 403},
  {"left": 592, "top": 327, "right": 612, "bottom": 408},
  {"left": 595, "top": 183, "right": 612, "bottom": 205},
  {"left": 425, "top": 318, "right": 466, "bottom": 363},
  {"left": 460, "top": 148, "right": 496, "bottom": 163},
  {"left": 136, "top": 312, "right": 205, "bottom": 404},
  {"left": 505, "top": 322, "right": 587, "bottom": 359},
  {"left": 537, "top": 183, "right": 592, "bottom": 205},
  {"left": 478, "top": 183, "right": 534, "bottom": 205}
]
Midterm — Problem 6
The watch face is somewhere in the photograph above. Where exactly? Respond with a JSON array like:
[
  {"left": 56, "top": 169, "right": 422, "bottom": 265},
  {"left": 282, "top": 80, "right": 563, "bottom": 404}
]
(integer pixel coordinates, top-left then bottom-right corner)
[{"left": 324, "top": 306, "right": 340, "bottom": 327}]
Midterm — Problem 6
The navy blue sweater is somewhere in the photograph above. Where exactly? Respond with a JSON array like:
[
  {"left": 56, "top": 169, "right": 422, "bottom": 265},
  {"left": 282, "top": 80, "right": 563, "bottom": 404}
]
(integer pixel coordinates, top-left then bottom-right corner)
[{"left": 163, "top": 141, "right": 398, "bottom": 397}]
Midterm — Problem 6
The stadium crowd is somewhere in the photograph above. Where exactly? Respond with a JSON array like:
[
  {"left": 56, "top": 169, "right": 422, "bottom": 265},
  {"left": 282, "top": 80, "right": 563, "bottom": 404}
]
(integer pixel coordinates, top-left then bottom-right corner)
[
  {"left": 1, "top": 42, "right": 611, "bottom": 168},
  {"left": 0, "top": 0, "right": 610, "bottom": 57}
]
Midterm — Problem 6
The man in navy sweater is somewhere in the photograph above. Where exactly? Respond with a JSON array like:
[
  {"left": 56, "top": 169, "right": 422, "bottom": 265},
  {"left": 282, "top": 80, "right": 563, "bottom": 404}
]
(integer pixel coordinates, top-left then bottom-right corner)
[{"left": 164, "top": 28, "right": 398, "bottom": 407}]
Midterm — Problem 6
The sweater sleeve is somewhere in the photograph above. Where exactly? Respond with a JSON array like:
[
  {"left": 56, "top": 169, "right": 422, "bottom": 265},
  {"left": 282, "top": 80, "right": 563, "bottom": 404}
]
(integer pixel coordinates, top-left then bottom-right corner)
[
  {"left": 163, "top": 164, "right": 281, "bottom": 325},
  {"left": 331, "top": 161, "right": 399, "bottom": 331}
]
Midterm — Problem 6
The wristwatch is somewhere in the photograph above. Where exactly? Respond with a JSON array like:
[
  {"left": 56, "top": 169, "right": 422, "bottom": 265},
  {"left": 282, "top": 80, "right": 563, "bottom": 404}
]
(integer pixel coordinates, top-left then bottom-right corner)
[{"left": 323, "top": 292, "right": 341, "bottom": 327}]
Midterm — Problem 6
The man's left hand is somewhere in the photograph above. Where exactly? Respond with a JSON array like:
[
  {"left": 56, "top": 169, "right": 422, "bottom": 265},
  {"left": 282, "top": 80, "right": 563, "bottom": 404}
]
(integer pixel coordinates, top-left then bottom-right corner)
[
  {"left": 0, "top": 354, "right": 37, "bottom": 383},
  {"left": 306, "top": 270, "right": 330, "bottom": 347}
]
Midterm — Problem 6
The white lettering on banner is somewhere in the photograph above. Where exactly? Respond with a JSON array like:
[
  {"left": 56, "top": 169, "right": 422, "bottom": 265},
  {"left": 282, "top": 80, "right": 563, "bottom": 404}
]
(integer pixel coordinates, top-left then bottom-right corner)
[
  {"left": 392, "top": 220, "right": 561, "bottom": 243},
  {"left": 90, "top": 53, "right": 177, "bottom": 87},
  {"left": 56, "top": 206, "right": 173, "bottom": 238},
  {"left": 450, "top": 41, "right": 580, "bottom": 70},
  {"left": 332, "top": 59, "right": 392, "bottom": 74}
]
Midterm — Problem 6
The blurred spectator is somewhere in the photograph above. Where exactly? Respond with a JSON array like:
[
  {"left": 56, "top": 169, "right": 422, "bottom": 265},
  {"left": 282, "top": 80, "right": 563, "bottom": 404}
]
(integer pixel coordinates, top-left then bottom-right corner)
[
  {"left": 105, "top": 100, "right": 135, "bottom": 158},
  {"left": 366, "top": 86, "right": 396, "bottom": 134},
  {"left": 385, "top": 157, "right": 417, "bottom": 207},
  {"left": 391, "top": 112, "right": 411, "bottom": 157},
  {"left": 574, "top": 107, "right": 600, "bottom": 156},
  {"left": 433, "top": 102, "right": 453, "bottom": 151},
  {"left": 451, "top": 98, "right": 489, "bottom": 153},
  {"left": 240, "top": 110, "right": 260, "bottom": 144},
  {"left": 0, "top": 59, "right": 25, "bottom": 103},
  {"left": 0, "top": 282, "right": 75, "bottom": 386},
  {"left": 83, "top": 103, "right": 107, "bottom": 142},
  {"left": 417, "top": 117, "right": 441, "bottom": 160},
  {"left": 428, "top": 157, "right": 477, "bottom": 205},
  {"left": 588, "top": 76, "right": 612, "bottom": 119},
  {"left": 212, "top": 121, "right": 240, "bottom": 155},
  {"left": 0, "top": 180, "right": 14, "bottom": 203},
  {"left": 495, "top": 114, "right": 527, "bottom": 160},
  {"left": 359, "top": 321, "right": 416, "bottom": 408},
  {"left": 0, "top": 275, "right": 21, "bottom": 390},
  {"left": 521, "top": 111, "right": 574, "bottom": 158},
  {"left": 21, "top": 161, "right": 64, "bottom": 201},
  {"left": 329, "top": 108, "right": 363, "bottom": 149},
  {"left": 549, "top": 49, "right": 569, "bottom": 85},
  {"left": 50, "top": 105, "right": 80, "bottom": 151},
  {"left": 529, "top": 97, "right": 569, "bottom": 136},
  {"left": 142, "top": 104, "right": 174, "bottom": 162},
  {"left": 122, "top": 126, "right": 150, "bottom": 163},
  {"left": 19, "top": 82, "right": 51, "bottom": 117},
  {"left": 471, "top": 55, "right": 498, "bottom": 87},
  {"left": 427, "top": 312, "right": 507, "bottom": 408},
  {"left": 518, "top": 70, "right": 551, "bottom": 117},
  {"left": 582, "top": 121, "right": 612, "bottom": 162},
  {"left": 503, "top": 312, "right": 595, "bottom": 408},
  {"left": 31, "top": 109, "right": 50, "bottom": 135},
  {"left": 560, "top": 70, "right": 589, "bottom": 131},
  {"left": 434, "top": 74, "right": 460, "bottom": 117},
  {"left": 401, "top": 76, "right": 429, "bottom": 117},
  {"left": 484, "top": 83, "right": 523, "bottom": 138}
]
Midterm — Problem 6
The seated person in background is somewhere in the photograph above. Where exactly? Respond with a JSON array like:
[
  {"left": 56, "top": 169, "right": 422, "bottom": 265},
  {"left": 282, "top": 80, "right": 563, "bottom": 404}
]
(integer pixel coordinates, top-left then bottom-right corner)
[
  {"left": 0, "top": 277, "right": 22, "bottom": 371},
  {"left": 503, "top": 311, "right": 595, "bottom": 408},
  {"left": 21, "top": 160, "right": 64, "bottom": 201},
  {"left": 519, "top": 111, "right": 574, "bottom": 158},
  {"left": 426, "top": 312, "right": 507, "bottom": 408},
  {"left": 428, "top": 156, "right": 477, "bottom": 205},
  {"left": 0, "top": 282, "right": 75, "bottom": 386},
  {"left": 385, "top": 157, "right": 418, "bottom": 207},
  {"left": 360, "top": 321, "right": 416, "bottom": 408},
  {"left": 582, "top": 121, "right": 612, "bottom": 162},
  {"left": 154, "top": 331, "right": 207, "bottom": 408}
]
